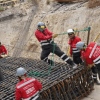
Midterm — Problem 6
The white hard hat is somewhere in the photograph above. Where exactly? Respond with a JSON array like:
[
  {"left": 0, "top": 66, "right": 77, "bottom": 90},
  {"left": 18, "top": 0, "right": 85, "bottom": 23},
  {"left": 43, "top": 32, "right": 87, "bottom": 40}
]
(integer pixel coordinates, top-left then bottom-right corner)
[
  {"left": 67, "top": 29, "right": 74, "bottom": 34},
  {"left": 16, "top": 67, "right": 27, "bottom": 76},
  {"left": 76, "top": 42, "right": 85, "bottom": 50}
]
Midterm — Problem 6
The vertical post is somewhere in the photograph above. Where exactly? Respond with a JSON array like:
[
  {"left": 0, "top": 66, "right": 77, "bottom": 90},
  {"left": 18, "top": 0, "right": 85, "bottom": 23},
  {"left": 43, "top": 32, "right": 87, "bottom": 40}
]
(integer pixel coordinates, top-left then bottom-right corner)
[{"left": 87, "top": 27, "right": 91, "bottom": 45}]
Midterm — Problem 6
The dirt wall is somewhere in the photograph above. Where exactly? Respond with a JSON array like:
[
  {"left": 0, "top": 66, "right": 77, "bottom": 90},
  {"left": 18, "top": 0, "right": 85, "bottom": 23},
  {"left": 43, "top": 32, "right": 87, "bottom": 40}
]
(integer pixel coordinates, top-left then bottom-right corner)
[{"left": 0, "top": 1, "right": 100, "bottom": 62}]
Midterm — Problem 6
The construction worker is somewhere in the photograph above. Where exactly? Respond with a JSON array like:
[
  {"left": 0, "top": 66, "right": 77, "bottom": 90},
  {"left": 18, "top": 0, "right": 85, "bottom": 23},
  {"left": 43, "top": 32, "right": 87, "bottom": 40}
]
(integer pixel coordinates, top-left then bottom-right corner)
[
  {"left": 0, "top": 42, "right": 7, "bottom": 58},
  {"left": 76, "top": 42, "right": 100, "bottom": 85},
  {"left": 35, "top": 22, "right": 77, "bottom": 69},
  {"left": 67, "top": 29, "right": 83, "bottom": 65},
  {"left": 15, "top": 67, "right": 42, "bottom": 100}
]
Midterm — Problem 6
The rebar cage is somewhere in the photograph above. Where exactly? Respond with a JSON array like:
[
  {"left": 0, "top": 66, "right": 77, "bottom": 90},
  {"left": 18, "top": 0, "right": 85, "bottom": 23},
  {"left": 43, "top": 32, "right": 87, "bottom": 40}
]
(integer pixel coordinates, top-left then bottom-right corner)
[{"left": 0, "top": 57, "right": 94, "bottom": 100}]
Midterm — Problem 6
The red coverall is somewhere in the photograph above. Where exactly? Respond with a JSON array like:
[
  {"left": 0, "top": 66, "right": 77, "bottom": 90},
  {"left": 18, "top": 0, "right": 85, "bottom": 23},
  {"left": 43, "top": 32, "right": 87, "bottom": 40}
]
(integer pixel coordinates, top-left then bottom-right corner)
[
  {"left": 68, "top": 36, "right": 82, "bottom": 64},
  {"left": 0, "top": 45, "right": 7, "bottom": 57},
  {"left": 15, "top": 77, "right": 42, "bottom": 100},
  {"left": 81, "top": 42, "right": 100, "bottom": 79}
]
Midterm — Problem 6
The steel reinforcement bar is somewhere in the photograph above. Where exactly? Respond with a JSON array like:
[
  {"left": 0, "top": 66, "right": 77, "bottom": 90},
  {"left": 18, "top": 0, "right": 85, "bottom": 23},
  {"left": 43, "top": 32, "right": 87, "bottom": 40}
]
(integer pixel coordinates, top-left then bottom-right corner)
[{"left": 0, "top": 57, "right": 94, "bottom": 100}]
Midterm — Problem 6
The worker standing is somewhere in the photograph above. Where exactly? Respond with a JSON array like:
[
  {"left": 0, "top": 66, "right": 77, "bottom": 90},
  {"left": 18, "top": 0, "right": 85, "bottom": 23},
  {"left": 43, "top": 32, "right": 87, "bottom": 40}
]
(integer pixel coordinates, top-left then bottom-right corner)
[
  {"left": 67, "top": 29, "right": 83, "bottom": 65},
  {"left": 0, "top": 42, "right": 7, "bottom": 58},
  {"left": 76, "top": 42, "right": 100, "bottom": 85},
  {"left": 35, "top": 22, "right": 77, "bottom": 69},
  {"left": 15, "top": 67, "right": 42, "bottom": 100}
]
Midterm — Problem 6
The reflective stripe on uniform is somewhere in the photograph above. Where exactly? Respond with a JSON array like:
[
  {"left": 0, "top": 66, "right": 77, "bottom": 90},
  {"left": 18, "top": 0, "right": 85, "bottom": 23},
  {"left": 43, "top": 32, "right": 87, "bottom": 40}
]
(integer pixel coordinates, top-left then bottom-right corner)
[
  {"left": 73, "top": 50, "right": 80, "bottom": 53},
  {"left": 40, "top": 40, "right": 48, "bottom": 43},
  {"left": 72, "top": 48, "right": 77, "bottom": 50},
  {"left": 22, "top": 91, "right": 39, "bottom": 100},
  {"left": 93, "top": 56, "right": 100, "bottom": 63},
  {"left": 41, "top": 43, "right": 50, "bottom": 46},
  {"left": 43, "top": 57, "right": 48, "bottom": 61},
  {"left": 50, "top": 40, "right": 53, "bottom": 43},
  {"left": 40, "top": 39, "right": 52, "bottom": 43},
  {"left": 95, "top": 60, "right": 100, "bottom": 64},
  {"left": 17, "top": 79, "right": 35, "bottom": 89},
  {"left": 60, "top": 54, "right": 66, "bottom": 59},
  {"left": 72, "top": 48, "right": 80, "bottom": 53},
  {"left": 64, "top": 57, "right": 70, "bottom": 62},
  {"left": 89, "top": 43, "right": 97, "bottom": 58},
  {"left": 40, "top": 39, "right": 52, "bottom": 46}
]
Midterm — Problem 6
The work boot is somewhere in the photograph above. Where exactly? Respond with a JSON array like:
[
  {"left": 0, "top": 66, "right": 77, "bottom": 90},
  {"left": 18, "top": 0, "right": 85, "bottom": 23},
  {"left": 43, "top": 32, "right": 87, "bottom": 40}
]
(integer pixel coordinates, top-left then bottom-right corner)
[
  {"left": 80, "top": 61, "right": 84, "bottom": 65},
  {"left": 93, "top": 74, "right": 100, "bottom": 85},
  {"left": 67, "top": 59, "right": 77, "bottom": 69},
  {"left": 94, "top": 79, "right": 100, "bottom": 85},
  {"left": 72, "top": 63, "right": 77, "bottom": 69}
]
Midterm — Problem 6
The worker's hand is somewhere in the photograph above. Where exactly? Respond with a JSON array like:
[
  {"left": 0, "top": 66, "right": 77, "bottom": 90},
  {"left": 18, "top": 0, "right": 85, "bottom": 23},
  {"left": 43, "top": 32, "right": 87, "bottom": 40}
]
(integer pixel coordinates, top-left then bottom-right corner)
[
  {"left": 1, "top": 54, "right": 7, "bottom": 58},
  {"left": 52, "top": 34, "right": 58, "bottom": 38},
  {"left": 88, "top": 63, "right": 95, "bottom": 68}
]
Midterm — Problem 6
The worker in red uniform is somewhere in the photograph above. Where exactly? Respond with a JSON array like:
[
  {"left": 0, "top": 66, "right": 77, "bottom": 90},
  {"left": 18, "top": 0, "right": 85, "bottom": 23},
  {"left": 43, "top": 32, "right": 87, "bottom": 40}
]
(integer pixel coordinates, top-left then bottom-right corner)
[
  {"left": 76, "top": 42, "right": 100, "bottom": 85},
  {"left": 15, "top": 67, "right": 42, "bottom": 100},
  {"left": 0, "top": 42, "right": 7, "bottom": 58},
  {"left": 67, "top": 29, "right": 83, "bottom": 65},
  {"left": 35, "top": 22, "right": 77, "bottom": 69}
]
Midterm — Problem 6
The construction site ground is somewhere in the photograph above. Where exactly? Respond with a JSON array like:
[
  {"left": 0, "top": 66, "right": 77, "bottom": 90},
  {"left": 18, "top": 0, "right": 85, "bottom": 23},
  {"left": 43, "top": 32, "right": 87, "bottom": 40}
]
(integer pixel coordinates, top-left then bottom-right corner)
[{"left": 82, "top": 84, "right": 100, "bottom": 100}]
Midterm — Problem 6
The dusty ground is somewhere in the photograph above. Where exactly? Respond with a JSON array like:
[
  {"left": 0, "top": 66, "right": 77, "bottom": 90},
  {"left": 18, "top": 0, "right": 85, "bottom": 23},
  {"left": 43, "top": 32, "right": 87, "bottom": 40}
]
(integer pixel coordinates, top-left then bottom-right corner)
[{"left": 82, "top": 84, "right": 100, "bottom": 100}]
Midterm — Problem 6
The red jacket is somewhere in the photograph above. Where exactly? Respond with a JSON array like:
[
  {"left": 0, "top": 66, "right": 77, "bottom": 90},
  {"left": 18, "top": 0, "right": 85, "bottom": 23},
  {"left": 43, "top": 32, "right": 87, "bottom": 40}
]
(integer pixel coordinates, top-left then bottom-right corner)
[
  {"left": 35, "top": 28, "right": 53, "bottom": 42},
  {"left": 15, "top": 77, "right": 42, "bottom": 100},
  {"left": 81, "top": 42, "right": 100, "bottom": 65},
  {"left": 68, "top": 36, "right": 81, "bottom": 55},
  {"left": 0, "top": 45, "right": 7, "bottom": 57}
]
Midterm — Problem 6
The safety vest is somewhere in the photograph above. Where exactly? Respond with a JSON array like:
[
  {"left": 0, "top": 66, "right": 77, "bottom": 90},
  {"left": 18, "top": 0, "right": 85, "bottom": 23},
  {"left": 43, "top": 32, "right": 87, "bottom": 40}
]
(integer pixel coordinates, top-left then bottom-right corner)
[
  {"left": 68, "top": 36, "right": 81, "bottom": 55},
  {"left": 15, "top": 78, "right": 42, "bottom": 100}
]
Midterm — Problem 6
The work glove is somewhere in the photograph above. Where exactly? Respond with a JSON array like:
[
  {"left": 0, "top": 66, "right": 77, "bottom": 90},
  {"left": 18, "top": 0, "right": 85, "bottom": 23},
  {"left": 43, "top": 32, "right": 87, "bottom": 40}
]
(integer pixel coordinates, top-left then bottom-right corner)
[
  {"left": 52, "top": 34, "right": 58, "bottom": 38},
  {"left": 88, "top": 63, "right": 95, "bottom": 68},
  {"left": 1, "top": 54, "right": 7, "bottom": 58}
]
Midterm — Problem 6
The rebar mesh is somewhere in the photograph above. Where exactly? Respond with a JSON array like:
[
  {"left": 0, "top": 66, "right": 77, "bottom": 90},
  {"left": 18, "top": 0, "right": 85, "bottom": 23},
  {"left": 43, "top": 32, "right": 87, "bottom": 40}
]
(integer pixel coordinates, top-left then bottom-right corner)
[{"left": 0, "top": 57, "right": 94, "bottom": 100}]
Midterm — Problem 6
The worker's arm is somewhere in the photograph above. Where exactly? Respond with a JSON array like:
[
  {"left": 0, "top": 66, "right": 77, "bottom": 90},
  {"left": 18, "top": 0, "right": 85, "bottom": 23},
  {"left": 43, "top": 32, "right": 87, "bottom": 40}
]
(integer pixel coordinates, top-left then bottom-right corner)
[
  {"left": 46, "top": 28, "right": 53, "bottom": 36},
  {"left": 35, "top": 79, "right": 42, "bottom": 90},
  {"left": 85, "top": 56, "right": 94, "bottom": 68},
  {"left": 15, "top": 87, "right": 22, "bottom": 100},
  {"left": 35, "top": 31, "right": 52, "bottom": 41},
  {"left": 1, "top": 45, "right": 7, "bottom": 54}
]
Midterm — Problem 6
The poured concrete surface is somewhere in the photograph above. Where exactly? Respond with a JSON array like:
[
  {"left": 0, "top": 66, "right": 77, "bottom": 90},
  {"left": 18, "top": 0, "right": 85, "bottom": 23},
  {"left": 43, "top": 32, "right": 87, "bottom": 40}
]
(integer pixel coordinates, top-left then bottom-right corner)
[{"left": 82, "top": 84, "right": 100, "bottom": 100}]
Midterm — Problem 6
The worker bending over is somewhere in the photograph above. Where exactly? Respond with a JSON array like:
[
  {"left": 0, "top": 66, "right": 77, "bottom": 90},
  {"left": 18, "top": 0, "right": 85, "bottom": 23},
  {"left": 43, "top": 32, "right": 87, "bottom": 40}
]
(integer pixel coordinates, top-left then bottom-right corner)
[
  {"left": 76, "top": 42, "right": 100, "bottom": 85},
  {"left": 0, "top": 42, "right": 7, "bottom": 58},
  {"left": 35, "top": 22, "right": 77, "bottom": 69},
  {"left": 67, "top": 29, "right": 83, "bottom": 65},
  {"left": 15, "top": 67, "right": 42, "bottom": 100}
]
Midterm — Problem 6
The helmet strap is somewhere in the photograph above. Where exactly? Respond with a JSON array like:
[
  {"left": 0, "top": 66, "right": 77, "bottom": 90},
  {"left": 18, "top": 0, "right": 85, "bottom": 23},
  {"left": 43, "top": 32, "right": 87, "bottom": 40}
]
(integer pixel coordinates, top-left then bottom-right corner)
[
  {"left": 18, "top": 76, "right": 23, "bottom": 81},
  {"left": 18, "top": 75, "right": 26, "bottom": 81}
]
